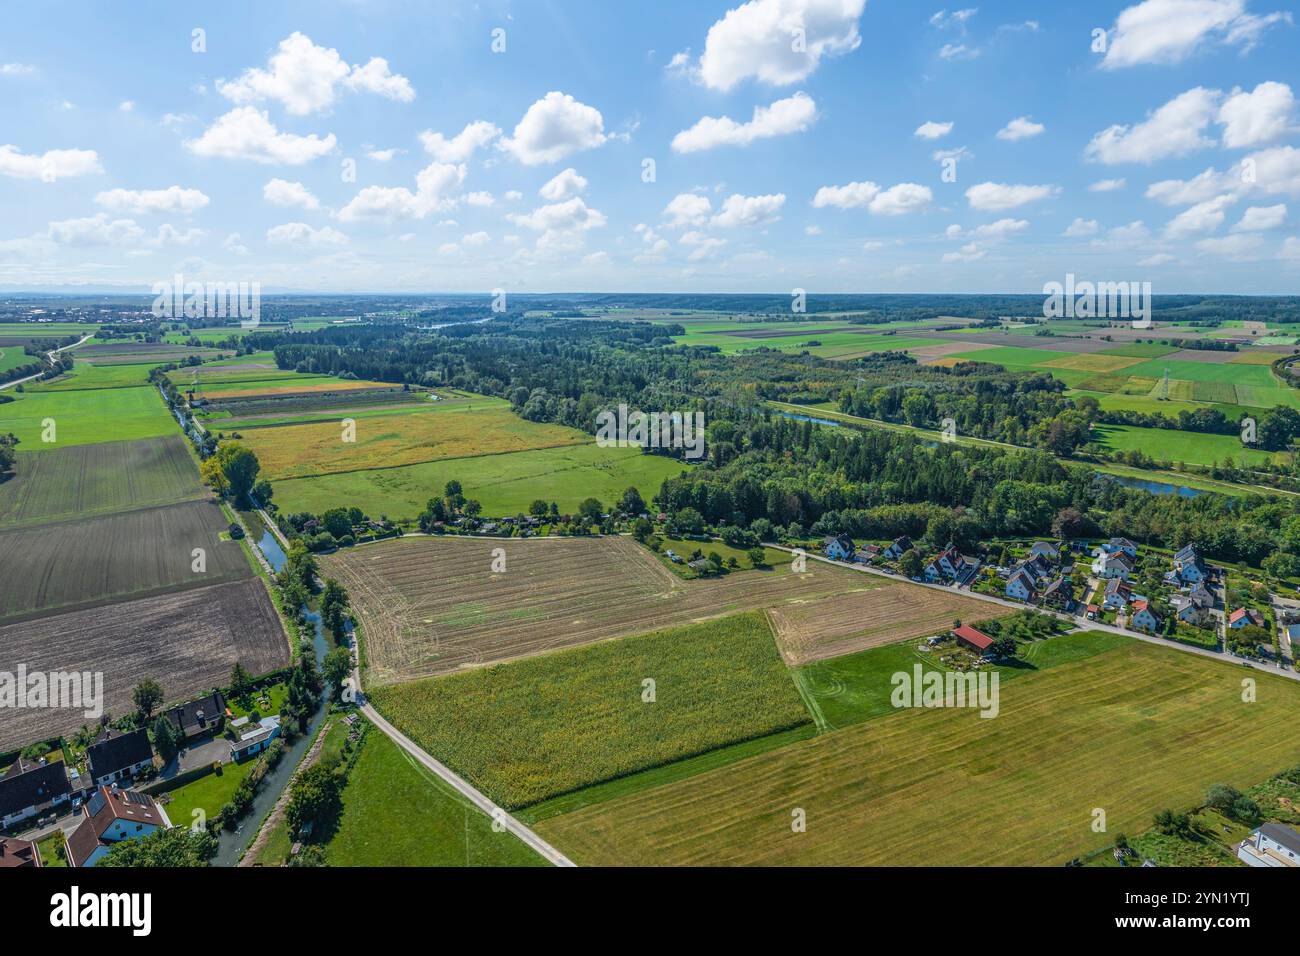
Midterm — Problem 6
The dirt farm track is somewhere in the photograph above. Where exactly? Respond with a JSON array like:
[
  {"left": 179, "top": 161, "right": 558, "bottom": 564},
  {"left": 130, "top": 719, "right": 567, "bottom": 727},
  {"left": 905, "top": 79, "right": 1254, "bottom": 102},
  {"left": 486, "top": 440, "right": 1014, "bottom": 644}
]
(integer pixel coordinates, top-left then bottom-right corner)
[{"left": 323, "top": 535, "right": 984, "bottom": 687}]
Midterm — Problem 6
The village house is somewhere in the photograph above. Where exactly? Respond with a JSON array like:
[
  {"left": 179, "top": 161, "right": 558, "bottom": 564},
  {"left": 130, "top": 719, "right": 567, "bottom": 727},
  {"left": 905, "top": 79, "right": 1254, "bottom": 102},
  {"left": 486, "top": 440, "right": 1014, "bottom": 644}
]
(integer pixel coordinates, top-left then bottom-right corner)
[
  {"left": 1099, "top": 537, "right": 1139, "bottom": 558},
  {"left": 883, "top": 535, "right": 913, "bottom": 560},
  {"left": 1028, "top": 541, "right": 1060, "bottom": 561},
  {"left": 1228, "top": 607, "right": 1266, "bottom": 630},
  {"left": 1040, "top": 577, "right": 1074, "bottom": 611},
  {"left": 1129, "top": 600, "right": 1161, "bottom": 632},
  {"left": 0, "top": 756, "right": 72, "bottom": 829},
  {"left": 924, "top": 545, "right": 969, "bottom": 582},
  {"left": 1005, "top": 568, "right": 1038, "bottom": 602},
  {"left": 1169, "top": 545, "right": 1209, "bottom": 585},
  {"left": 856, "top": 544, "right": 883, "bottom": 564},
  {"left": 162, "top": 689, "right": 226, "bottom": 742},
  {"left": 1092, "top": 549, "right": 1135, "bottom": 581},
  {"left": 1169, "top": 584, "right": 1214, "bottom": 625},
  {"left": 1103, "top": 577, "right": 1133, "bottom": 611},
  {"left": 0, "top": 835, "right": 42, "bottom": 868},
  {"left": 951, "top": 624, "right": 995, "bottom": 655},
  {"left": 230, "top": 715, "right": 282, "bottom": 762},
  {"left": 822, "top": 534, "right": 855, "bottom": 561},
  {"left": 65, "top": 784, "right": 172, "bottom": 868},
  {"left": 1237, "top": 823, "right": 1300, "bottom": 868},
  {"left": 87, "top": 728, "right": 154, "bottom": 788}
]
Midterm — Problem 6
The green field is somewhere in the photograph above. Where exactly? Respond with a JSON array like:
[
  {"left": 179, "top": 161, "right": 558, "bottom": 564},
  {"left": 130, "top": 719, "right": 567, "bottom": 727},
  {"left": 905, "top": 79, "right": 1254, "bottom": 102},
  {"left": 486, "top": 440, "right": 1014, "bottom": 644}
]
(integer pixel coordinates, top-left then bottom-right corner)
[
  {"left": 271, "top": 441, "right": 689, "bottom": 519},
  {"left": 369, "top": 611, "right": 811, "bottom": 810},
  {"left": 159, "top": 761, "right": 255, "bottom": 830},
  {"left": 536, "top": 637, "right": 1300, "bottom": 866},
  {"left": 0, "top": 385, "right": 175, "bottom": 446},
  {"left": 0, "top": 436, "right": 203, "bottom": 528},
  {"left": 1091, "top": 423, "right": 1281, "bottom": 467},
  {"left": 321, "top": 731, "right": 545, "bottom": 867},
  {"left": 27, "top": 360, "right": 160, "bottom": 391}
]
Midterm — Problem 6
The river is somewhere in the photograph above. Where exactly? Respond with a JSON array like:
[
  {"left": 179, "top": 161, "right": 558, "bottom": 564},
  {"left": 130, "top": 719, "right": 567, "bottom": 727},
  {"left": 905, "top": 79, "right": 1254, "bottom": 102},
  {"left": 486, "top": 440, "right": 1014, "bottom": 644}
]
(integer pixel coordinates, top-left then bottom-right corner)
[{"left": 1104, "top": 474, "right": 1206, "bottom": 498}]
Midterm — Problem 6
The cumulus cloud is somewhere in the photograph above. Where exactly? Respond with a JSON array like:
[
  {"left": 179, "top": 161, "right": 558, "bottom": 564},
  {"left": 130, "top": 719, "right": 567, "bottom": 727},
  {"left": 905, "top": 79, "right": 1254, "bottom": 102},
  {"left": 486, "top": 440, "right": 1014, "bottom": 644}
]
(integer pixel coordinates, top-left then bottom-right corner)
[
  {"left": 1218, "top": 81, "right": 1296, "bottom": 148},
  {"left": 663, "top": 193, "right": 713, "bottom": 227},
  {"left": 1164, "top": 194, "right": 1236, "bottom": 238},
  {"left": 971, "top": 218, "right": 1029, "bottom": 238},
  {"left": 507, "top": 197, "right": 607, "bottom": 233},
  {"left": 679, "top": 231, "right": 727, "bottom": 260},
  {"left": 710, "top": 192, "right": 786, "bottom": 227},
  {"left": 0, "top": 144, "right": 101, "bottom": 181},
  {"left": 262, "top": 178, "right": 320, "bottom": 210},
  {"left": 0, "top": 63, "right": 35, "bottom": 76},
  {"left": 671, "top": 92, "right": 816, "bottom": 153},
  {"left": 419, "top": 120, "right": 501, "bottom": 163},
  {"left": 1232, "top": 203, "right": 1287, "bottom": 231},
  {"left": 914, "top": 120, "right": 953, "bottom": 139},
  {"left": 1063, "top": 218, "right": 1100, "bottom": 237},
  {"left": 942, "top": 242, "right": 986, "bottom": 263},
  {"left": 266, "top": 221, "right": 348, "bottom": 246},
  {"left": 95, "top": 186, "right": 209, "bottom": 215},
  {"left": 965, "top": 181, "right": 1060, "bottom": 211},
  {"left": 692, "top": 0, "right": 867, "bottom": 92},
  {"left": 539, "top": 167, "right": 588, "bottom": 201},
  {"left": 1101, "top": 0, "right": 1291, "bottom": 70},
  {"left": 216, "top": 32, "right": 414, "bottom": 115},
  {"left": 996, "top": 116, "right": 1045, "bottom": 141},
  {"left": 499, "top": 92, "right": 610, "bottom": 165},
  {"left": 1145, "top": 166, "right": 1231, "bottom": 204},
  {"left": 1084, "top": 87, "right": 1219, "bottom": 164},
  {"left": 1196, "top": 233, "right": 1265, "bottom": 259},
  {"left": 812, "top": 181, "right": 932, "bottom": 215},
  {"left": 336, "top": 161, "right": 465, "bottom": 221},
  {"left": 185, "top": 107, "right": 336, "bottom": 164},
  {"left": 1089, "top": 178, "right": 1127, "bottom": 192},
  {"left": 46, "top": 214, "right": 144, "bottom": 246}
]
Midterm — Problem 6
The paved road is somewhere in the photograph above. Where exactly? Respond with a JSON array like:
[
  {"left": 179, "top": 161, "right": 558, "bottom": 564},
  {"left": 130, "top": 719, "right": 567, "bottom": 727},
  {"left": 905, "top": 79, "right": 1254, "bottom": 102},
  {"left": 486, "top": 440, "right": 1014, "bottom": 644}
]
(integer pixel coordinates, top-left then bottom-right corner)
[
  {"left": 766, "top": 544, "right": 1300, "bottom": 684},
  {"left": 0, "top": 333, "right": 94, "bottom": 391}
]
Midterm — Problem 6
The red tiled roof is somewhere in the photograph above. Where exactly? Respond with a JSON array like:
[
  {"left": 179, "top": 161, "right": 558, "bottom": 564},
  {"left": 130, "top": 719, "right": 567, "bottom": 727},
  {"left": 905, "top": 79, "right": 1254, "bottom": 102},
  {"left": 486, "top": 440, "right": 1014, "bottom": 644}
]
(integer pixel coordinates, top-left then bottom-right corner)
[
  {"left": 952, "top": 624, "right": 994, "bottom": 650},
  {"left": 1229, "top": 607, "right": 1248, "bottom": 624}
]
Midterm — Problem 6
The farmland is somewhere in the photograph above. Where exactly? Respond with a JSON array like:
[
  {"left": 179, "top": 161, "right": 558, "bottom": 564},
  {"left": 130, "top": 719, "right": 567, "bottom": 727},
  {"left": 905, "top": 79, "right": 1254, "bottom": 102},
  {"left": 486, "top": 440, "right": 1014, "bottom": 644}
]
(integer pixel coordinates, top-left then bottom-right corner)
[
  {"left": 0, "top": 579, "right": 287, "bottom": 752},
  {"left": 0, "top": 436, "right": 203, "bottom": 528},
  {"left": 536, "top": 639, "right": 1300, "bottom": 866},
  {"left": 0, "top": 498, "right": 253, "bottom": 623},
  {"left": 323, "top": 534, "right": 890, "bottom": 686},
  {"left": 271, "top": 442, "right": 689, "bottom": 520},
  {"left": 236, "top": 404, "right": 588, "bottom": 480},
  {"left": 1090, "top": 423, "right": 1280, "bottom": 468},
  {"left": 768, "top": 582, "right": 998, "bottom": 665},
  {"left": 368, "top": 612, "right": 811, "bottom": 809},
  {"left": 0, "top": 385, "right": 175, "bottom": 446}
]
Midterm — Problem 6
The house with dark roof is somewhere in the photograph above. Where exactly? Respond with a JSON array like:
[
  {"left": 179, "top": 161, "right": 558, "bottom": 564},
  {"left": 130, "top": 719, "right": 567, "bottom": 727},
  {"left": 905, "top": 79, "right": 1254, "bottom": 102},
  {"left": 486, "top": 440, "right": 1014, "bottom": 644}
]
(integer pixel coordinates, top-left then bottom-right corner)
[
  {"left": 1101, "top": 537, "right": 1138, "bottom": 558},
  {"left": 1103, "top": 577, "right": 1133, "bottom": 610},
  {"left": 0, "top": 757, "right": 72, "bottom": 829},
  {"left": 1005, "top": 568, "right": 1038, "bottom": 602},
  {"left": 923, "top": 545, "right": 969, "bottom": 582},
  {"left": 163, "top": 690, "right": 226, "bottom": 741},
  {"left": 1029, "top": 541, "right": 1060, "bottom": 561},
  {"left": 1237, "top": 823, "right": 1300, "bottom": 868},
  {"left": 0, "top": 835, "right": 42, "bottom": 867},
  {"left": 1040, "top": 577, "right": 1074, "bottom": 610},
  {"left": 86, "top": 728, "right": 154, "bottom": 787},
  {"left": 1170, "top": 544, "right": 1210, "bottom": 584},
  {"left": 951, "top": 624, "right": 995, "bottom": 654},
  {"left": 65, "top": 785, "right": 172, "bottom": 868},
  {"left": 883, "top": 535, "right": 913, "bottom": 560},
  {"left": 1092, "top": 549, "right": 1135, "bottom": 581}
]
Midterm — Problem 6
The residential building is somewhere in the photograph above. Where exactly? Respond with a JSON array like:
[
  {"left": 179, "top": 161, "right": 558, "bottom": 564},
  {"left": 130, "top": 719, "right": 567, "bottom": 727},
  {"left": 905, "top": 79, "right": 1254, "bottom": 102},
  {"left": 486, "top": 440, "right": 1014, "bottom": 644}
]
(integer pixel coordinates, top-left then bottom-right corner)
[
  {"left": 1092, "top": 550, "right": 1135, "bottom": 581},
  {"left": 1170, "top": 545, "right": 1209, "bottom": 584},
  {"left": 1028, "top": 541, "right": 1060, "bottom": 561},
  {"left": 1228, "top": 607, "right": 1266, "bottom": 630},
  {"left": 0, "top": 757, "right": 72, "bottom": 829},
  {"left": 162, "top": 689, "right": 227, "bottom": 741},
  {"left": 86, "top": 728, "right": 154, "bottom": 787},
  {"left": 1103, "top": 578, "right": 1132, "bottom": 611},
  {"left": 1129, "top": 600, "right": 1161, "bottom": 632},
  {"left": 1236, "top": 823, "right": 1300, "bottom": 868},
  {"left": 883, "top": 535, "right": 913, "bottom": 560},
  {"left": 1005, "top": 569, "right": 1037, "bottom": 601},
  {"left": 230, "top": 715, "right": 281, "bottom": 762},
  {"left": 823, "top": 534, "right": 855, "bottom": 561},
  {"left": 924, "top": 545, "right": 969, "bottom": 582},
  {"left": 1040, "top": 577, "right": 1074, "bottom": 611},
  {"left": 65, "top": 785, "right": 172, "bottom": 868},
  {"left": 0, "top": 835, "right": 42, "bottom": 867},
  {"left": 1100, "top": 537, "right": 1138, "bottom": 558}
]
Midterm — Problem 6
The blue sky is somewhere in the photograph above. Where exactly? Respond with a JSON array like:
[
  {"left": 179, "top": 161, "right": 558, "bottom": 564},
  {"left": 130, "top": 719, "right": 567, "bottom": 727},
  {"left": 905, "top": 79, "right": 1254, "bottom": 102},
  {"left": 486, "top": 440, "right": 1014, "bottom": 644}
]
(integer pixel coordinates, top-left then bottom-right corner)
[{"left": 1, "top": 0, "right": 1298, "bottom": 293}]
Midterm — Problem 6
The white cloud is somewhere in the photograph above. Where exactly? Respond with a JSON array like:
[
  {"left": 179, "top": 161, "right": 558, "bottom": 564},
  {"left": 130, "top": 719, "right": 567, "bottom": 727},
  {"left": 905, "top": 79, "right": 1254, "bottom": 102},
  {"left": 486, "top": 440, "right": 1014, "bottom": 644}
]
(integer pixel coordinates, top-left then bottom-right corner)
[
  {"left": 461, "top": 231, "right": 491, "bottom": 246},
  {"left": 0, "top": 144, "right": 101, "bottom": 181},
  {"left": 1280, "top": 236, "right": 1300, "bottom": 260},
  {"left": 508, "top": 197, "right": 607, "bottom": 233},
  {"left": 336, "top": 161, "right": 464, "bottom": 221},
  {"left": 867, "top": 183, "right": 933, "bottom": 216},
  {"left": 464, "top": 191, "right": 495, "bottom": 207},
  {"left": 419, "top": 120, "right": 501, "bottom": 163},
  {"left": 812, "top": 181, "right": 879, "bottom": 209},
  {"left": 1196, "top": 233, "right": 1264, "bottom": 259},
  {"left": 583, "top": 251, "right": 611, "bottom": 267},
  {"left": 499, "top": 92, "right": 609, "bottom": 165},
  {"left": 223, "top": 233, "right": 250, "bottom": 256},
  {"left": 1246, "top": 145, "right": 1300, "bottom": 197},
  {"left": 938, "top": 43, "right": 978, "bottom": 60},
  {"left": 671, "top": 92, "right": 816, "bottom": 153},
  {"left": 942, "top": 242, "right": 985, "bottom": 263},
  {"left": 1145, "top": 166, "right": 1231, "bottom": 204},
  {"left": 965, "top": 182, "right": 1059, "bottom": 211},
  {"left": 693, "top": 0, "right": 867, "bottom": 91},
  {"left": 0, "top": 63, "right": 35, "bottom": 76},
  {"left": 504, "top": 190, "right": 523, "bottom": 201},
  {"left": 185, "top": 107, "right": 336, "bottom": 164},
  {"left": 1101, "top": 0, "right": 1291, "bottom": 70},
  {"left": 680, "top": 231, "right": 727, "bottom": 260},
  {"left": 366, "top": 148, "right": 397, "bottom": 162},
  {"left": 971, "top": 218, "right": 1029, "bottom": 238},
  {"left": 1091, "top": 220, "right": 1152, "bottom": 249},
  {"left": 1218, "top": 81, "right": 1296, "bottom": 148},
  {"left": 262, "top": 178, "right": 320, "bottom": 210},
  {"left": 95, "top": 186, "right": 209, "bottom": 215},
  {"left": 1063, "top": 217, "right": 1100, "bottom": 237},
  {"left": 996, "top": 116, "right": 1045, "bottom": 141},
  {"left": 914, "top": 120, "right": 954, "bottom": 139},
  {"left": 1088, "top": 178, "right": 1127, "bottom": 192},
  {"left": 1164, "top": 194, "right": 1236, "bottom": 238},
  {"left": 266, "top": 222, "right": 348, "bottom": 247},
  {"left": 1232, "top": 203, "right": 1287, "bottom": 231},
  {"left": 539, "top": 167, "right": 588, "bottom": 201},
  {"left": 710, "top": 192, "right": 786, "bottom": 227},
  {"left": 46, "top": 214, "right": 144, "bottom": 246},
  {"left": 1084, "top": 87, "right": 1219, "bottom": 164},
  {"left": 118, "top": 100, "right": 135, "bottom": 112},
  {"left": 152, "top": 224, "right": 206, "bottom": 247},
  {"left": 664, "top": 193, "right": 713, "bottom": 227},
  {"left": 216, "top": 32, "right": 413, "bottom": 115},
  {"left": 1140, "top": 252, "right": 1177, "bottom": 265}
]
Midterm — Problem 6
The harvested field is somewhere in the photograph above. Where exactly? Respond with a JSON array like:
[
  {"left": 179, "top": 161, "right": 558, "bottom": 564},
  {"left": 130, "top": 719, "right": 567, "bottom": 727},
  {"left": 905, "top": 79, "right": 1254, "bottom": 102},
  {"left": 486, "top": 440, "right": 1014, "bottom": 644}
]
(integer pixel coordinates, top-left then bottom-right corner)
[
  {"left": 536, "top": 640, "right": 1300, "bottom": 866},
  {"left": 325, "top": 534, "right": 877, "bottom": 686},
  {"left": 1037, "top": 353, "right": 1141, "bottom": 373},
  {"left": 0, "top": 436, "right": 203, "bottom": 528},
  {"left": 201, "top": 380, "right": 399, "bottom": 401},
  {"left": 768, "top": 583, "right": 998, "bottom": 665},
  {"left": 239, "top": 406, "right": 589, "bottom": 480},
  {"left": 0, "top": 579, "right": 287, "bottom": 752},
  {"left": 908, "top": 341, "right": 997, "bottom": 363},
  {"left": 370, "top": 611, "right": 811, "bottom": 809},
  {"left": 0, "top": 499, "right": 253, "bottom": 624}
]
